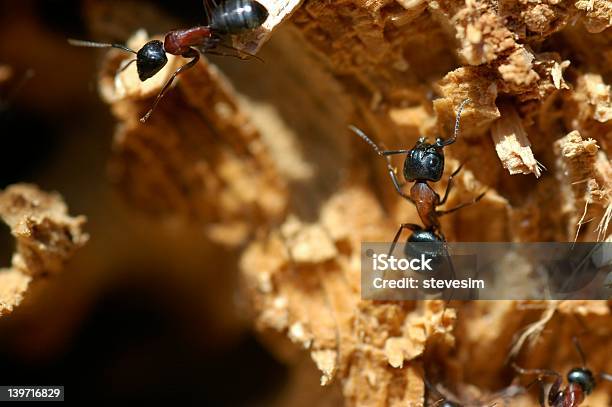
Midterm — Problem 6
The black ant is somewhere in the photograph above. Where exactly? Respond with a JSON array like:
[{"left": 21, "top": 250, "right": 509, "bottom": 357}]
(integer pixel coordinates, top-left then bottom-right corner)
[
  {"left": 69, "top": 0, "right": 269, "bottom": 122},
  {"left": 349, "top": 99, "right": 485, "bottom": 252},
  {"left": 512, "top": 336, "right": 612, "bottom": 406}
]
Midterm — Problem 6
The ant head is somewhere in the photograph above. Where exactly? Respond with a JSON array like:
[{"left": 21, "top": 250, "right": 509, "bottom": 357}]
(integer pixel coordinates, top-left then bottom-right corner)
[
  {"left": 567, "top": 367, "right": 595, "bottom": 395},
  {"left": 403, "top": 138, "right": 445, "bottom": 182},
  {"left": 136, "top": 40, "right": 168, "bottom": 81},
  {"left": 246, "top": 1, "right": 270, "bottom": 29}
]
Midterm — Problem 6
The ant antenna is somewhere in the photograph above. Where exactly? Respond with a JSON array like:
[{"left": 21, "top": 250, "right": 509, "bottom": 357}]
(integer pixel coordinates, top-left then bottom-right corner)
[
  {"left": 438, "top": 98, "right": 471, "bottom": 147},
  {"left": 349, "top": 125, "right": 384, "bottom": 155},
  {"left": 571, "top": 313, "right": 592, "bottom": 367},
  {"left": 572, "top": 336, "right": 587, "bottom": 368},
  {"left": 68, "top": 39, "right": 137, "bottom": 55}
]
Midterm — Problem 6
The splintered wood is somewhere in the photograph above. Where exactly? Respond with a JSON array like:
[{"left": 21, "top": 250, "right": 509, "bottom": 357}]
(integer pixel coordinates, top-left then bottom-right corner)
[
  {"left": 89, "top": 0, "right": 612, "bottom": 405},
  {"left": 491, "top": 102, "right": 543, "bottom": 177},
  {"left": 234, "top": 0, "right": 305, "bottom": 53},
  {"left": 0, "top": 184, "right": 88, "bottom": 315}
]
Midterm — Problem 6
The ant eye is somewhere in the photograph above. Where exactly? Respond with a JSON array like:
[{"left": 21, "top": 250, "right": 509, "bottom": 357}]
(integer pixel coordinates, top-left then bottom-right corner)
[{"left": 426, "top": 154, "right": 439, "bottom": 168}]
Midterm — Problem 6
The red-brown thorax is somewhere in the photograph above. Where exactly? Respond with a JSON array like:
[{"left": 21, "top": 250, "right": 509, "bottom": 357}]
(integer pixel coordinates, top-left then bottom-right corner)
[
  {"left": 164, "top": 26, "right": 212, "bottom": 55},
  {"left": 410, "top": 181, "right": 440, "bottom": 230}
]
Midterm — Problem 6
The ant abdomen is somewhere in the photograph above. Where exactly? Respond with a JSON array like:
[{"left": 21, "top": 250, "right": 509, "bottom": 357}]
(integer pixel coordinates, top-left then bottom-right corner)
[
  {"left": 405, "top": 230, "right": 446, "bottom": 273},
  {"left": 408, "top": 229, "right": 441, "bottom": 243},
  {"left": 209, "top": 0, "right": 269, "bottom": 34}
]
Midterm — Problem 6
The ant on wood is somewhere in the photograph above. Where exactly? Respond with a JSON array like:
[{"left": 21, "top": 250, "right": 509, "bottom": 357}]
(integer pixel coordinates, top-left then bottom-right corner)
[
  {"left": 349, "top": 99, "right": 486, "bottom": 253},
  {"left": 512, "top": 336, "right": 612, "bottom": 406},
  {"left": 69, "top": 0, "right": 269, "bottom": 122}
]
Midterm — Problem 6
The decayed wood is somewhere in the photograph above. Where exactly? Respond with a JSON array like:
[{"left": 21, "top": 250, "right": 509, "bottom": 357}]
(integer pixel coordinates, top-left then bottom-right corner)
[
  {"left": 241, "top": 185, "right": 448, "bottom": 404},
  {"left": 491, "top": 102, "right": 544, "bottom": 177},
  {"left": 0, "top": 184, "right": 88, "bottom": 315}
]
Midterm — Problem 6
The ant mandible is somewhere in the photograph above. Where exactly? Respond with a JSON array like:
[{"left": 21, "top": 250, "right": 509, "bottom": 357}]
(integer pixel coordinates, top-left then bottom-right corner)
[
  {"left": 69, "top": 0, "right": 269, "bottom": 122},
  {"left": 349, "top": 99, "right": 486, "bottom": 252},
  {"left": 512, "top": 336, "right": 612, "bottom": 406}
]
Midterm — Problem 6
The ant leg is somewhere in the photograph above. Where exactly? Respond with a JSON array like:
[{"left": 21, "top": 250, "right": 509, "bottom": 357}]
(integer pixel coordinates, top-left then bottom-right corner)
[
  {"left": 438, "top": 163, "right": 465, "bottom": 205},
  {"left": 436, "top": 190, "right": 486, "bottom": 216},
  {"left": 512, "top": 364, "right": 560, "bottom": 379},
  {"left": 522, "top": 377, "right": 547, "bottom": 407},
  {"left": 388, "top": 223, "right": 420, "bottom": 256},
  {"left": 347, "top": 126, "right": 413, "bottom": 202},
  {"left": 546, "top": 376, "right": 563, "bottom": 407},
  {"left": 140, "top": 48, "right": 200, "bottom": 123},
  {"left": 216, "top": 42, "right": 264, "bottom": 61},
  {"left": 512, "top": 363, "right": 560, "bottom": 407},
  {"left": 388, "top": 167, "right": 414, "bottom": 203},
  {"left": 440, "top": 272, "right": 454, "bottom": 324},
  {"left": 206, "top": 44, "right": 264, "bottom": 62},
  {"left": 202, "top": 0, "right": 213, "bottom": 25}
]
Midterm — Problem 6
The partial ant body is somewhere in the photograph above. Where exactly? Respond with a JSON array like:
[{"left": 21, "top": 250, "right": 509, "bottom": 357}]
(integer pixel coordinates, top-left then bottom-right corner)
[
  {"left": 349, "top": 99, "right": 485, "bottom": 252},
  {"left": 69, "top": 0, "right": 268, "bottom": 122},
  {"left": 513, "top": 337, "right": 612, "bottom": 407}
]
